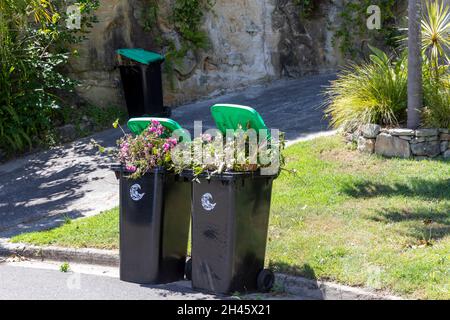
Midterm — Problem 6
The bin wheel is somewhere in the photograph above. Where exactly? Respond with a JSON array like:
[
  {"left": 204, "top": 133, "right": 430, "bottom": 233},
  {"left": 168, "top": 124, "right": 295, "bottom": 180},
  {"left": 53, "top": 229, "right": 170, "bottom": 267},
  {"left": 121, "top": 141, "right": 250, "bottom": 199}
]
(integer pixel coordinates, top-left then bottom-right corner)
[
  {"left": 185, "top": 258, "right": 192, "bottom": 281},
  {"left": 257, "top": 269, "right": 274, "bottom": 292}
]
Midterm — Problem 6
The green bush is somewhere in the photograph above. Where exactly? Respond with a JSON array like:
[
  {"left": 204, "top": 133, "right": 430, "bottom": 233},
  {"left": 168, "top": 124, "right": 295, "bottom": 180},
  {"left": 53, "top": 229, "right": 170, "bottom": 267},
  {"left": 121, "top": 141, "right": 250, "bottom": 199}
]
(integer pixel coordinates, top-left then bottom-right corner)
[
  {"left": 0, "top": 0, "right": 98, "bottom": 154},
  {"left": 325, "top": 47, "right": 450, "bottom": 131},
  {"left": 423, "top": 66, "right": 450, "bottom": 130},
  {"left": 326, "top": 1, "right": 450, "bottom": 131},
  {"left": 324, "top": 46, "right": 408, "bottom": 131}
]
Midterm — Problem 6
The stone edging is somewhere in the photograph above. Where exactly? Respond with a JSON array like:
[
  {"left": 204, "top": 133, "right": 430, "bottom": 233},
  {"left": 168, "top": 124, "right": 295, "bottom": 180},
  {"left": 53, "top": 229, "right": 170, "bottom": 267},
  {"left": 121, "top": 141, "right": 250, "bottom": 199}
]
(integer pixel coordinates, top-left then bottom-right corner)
[
  {"left": 345, "top": 125, "right": 450, "bottom": 159},
  {"left": 0, "top": 240, "right": 402, "bottom": 300}
]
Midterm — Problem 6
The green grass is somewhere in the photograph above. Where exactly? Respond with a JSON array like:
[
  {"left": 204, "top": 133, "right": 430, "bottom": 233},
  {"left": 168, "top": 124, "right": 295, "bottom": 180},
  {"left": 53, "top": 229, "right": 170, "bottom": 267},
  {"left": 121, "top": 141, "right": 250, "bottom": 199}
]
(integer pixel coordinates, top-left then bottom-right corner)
[
  {"left": 12, "top": 208, "right": 119, "bottom": 250},
  {"left": 11, "top": 136, "right": 450, "bottom": 299}
]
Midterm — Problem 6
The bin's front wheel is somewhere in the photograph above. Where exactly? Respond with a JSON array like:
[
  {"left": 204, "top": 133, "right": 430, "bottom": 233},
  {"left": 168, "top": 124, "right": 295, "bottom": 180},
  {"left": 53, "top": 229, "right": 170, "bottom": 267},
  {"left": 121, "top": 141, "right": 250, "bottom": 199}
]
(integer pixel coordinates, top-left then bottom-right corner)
[
  {"left": 185, "top": 257, "right": 192, "bottom": 281},
  {"left": 257, "top": 269, "right": 274, "bottom": 292}
]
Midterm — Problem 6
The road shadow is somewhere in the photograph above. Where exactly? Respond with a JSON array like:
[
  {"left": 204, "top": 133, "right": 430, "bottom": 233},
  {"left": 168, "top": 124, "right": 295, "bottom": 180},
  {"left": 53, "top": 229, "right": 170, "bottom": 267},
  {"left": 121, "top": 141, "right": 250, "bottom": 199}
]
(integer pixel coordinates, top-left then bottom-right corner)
[
  {"left": 0, "top": 128, "right": 121, "bottom": 236},
  {"left": 140, "top": 281, "right": 226, "bottom": 300}
]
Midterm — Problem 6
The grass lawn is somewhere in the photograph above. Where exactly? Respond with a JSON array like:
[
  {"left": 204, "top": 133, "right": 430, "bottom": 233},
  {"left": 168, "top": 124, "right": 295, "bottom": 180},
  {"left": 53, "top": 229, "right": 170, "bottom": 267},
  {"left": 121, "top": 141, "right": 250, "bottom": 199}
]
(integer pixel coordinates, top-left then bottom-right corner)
[
  {"left": 11, "top": 136, "right": 450, "bottom": 299},
  {"left": 11, "top": 209, "right": 120, "bottom": 250}
]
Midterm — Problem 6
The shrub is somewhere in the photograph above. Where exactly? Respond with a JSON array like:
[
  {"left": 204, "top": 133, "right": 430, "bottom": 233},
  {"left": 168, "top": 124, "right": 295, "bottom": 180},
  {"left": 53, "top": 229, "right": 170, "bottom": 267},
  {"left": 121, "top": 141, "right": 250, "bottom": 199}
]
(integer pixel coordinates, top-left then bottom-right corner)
[
  {"left": 420, "top": 0, "right": 450, "bottom": 77},
  {"left": 0, "top": 0, "right": 98, "bottom": 154},
  {"left": 324, "top": 46, "right": 408, "bottom": 131},
  {"left": 325, "top": 47, "right": 450, "bottom": 131},
  {"left": 423, "top": 65, "right": 450, "bottom": 129},
  {"left": 326, "top": 1, "right": 450, "bottom": 131}
]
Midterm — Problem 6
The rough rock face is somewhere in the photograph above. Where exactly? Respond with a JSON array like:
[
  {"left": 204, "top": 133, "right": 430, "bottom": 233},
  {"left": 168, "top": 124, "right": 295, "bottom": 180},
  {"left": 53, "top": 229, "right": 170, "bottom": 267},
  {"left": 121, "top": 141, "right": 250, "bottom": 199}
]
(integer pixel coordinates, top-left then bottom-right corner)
[
  {"left": 358, "top": 136, "right": 375, "bottom": 154},
  {"left": 166, "top": 0, "right": 280, "bottom": 105},
  {"left": 350, "top": 125, "right": 450, "bottom": 159},
  {"left": 68, "top": 0, "right": 157, "bottom": 107},
  {"left": 68, "top": 0, "right": 345, "bottom": 108},
  {"left": 375, "top": 133, "right": 411, "bottom": 158},
  {"left": 410, "top": 141, "right": 441, "bottom": 157},
  {"left": 360, "top": 124, "right": 381, "bottom": 139},
  {"left": 272, "top": 0, "right": 342, "bottom": 77}
]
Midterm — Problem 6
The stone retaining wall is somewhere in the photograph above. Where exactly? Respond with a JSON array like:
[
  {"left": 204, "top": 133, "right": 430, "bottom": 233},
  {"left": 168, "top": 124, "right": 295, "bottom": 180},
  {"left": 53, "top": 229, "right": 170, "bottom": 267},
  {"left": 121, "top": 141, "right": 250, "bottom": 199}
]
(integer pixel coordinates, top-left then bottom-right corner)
[
  {"left": 346, "top": 124, "right": 450, "bottom": 160},
  {"left": 69, "top": 0, "right": 408, "bottom": 108}
]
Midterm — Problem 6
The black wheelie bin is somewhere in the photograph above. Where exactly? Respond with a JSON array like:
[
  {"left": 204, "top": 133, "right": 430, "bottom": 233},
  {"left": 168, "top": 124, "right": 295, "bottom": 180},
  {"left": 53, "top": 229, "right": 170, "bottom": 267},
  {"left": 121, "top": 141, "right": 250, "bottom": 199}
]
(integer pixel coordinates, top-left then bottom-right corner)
[
  {"left": 188, "top": 104, "right": 279, "bottom": 294},
  {"left": 113, "top": 118, "right": 190, "bottom": 284},
  {"left": 117, "top": 49, "right": 171, "bottom": 118}
]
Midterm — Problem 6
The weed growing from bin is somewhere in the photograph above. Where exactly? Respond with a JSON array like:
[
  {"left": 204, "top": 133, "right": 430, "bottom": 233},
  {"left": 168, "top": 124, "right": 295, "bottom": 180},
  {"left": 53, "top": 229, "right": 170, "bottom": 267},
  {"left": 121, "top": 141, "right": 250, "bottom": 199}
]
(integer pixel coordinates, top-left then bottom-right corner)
[
  {"left": 117, "top": 120, "right": 178, "bottom": 179},
  {"left": 171, "top": 126, "right": 285, "bottom": 177},
  {"left": 110, "top": 119, "right": 285, "bottom": 179}
]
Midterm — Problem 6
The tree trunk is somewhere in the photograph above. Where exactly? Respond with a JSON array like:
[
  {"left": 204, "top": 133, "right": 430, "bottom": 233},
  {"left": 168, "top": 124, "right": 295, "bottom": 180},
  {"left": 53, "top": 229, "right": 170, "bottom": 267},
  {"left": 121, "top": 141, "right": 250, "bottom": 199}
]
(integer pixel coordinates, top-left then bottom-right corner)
[{"left": 407, "top": 0, "right": 423, "bottom": 129}]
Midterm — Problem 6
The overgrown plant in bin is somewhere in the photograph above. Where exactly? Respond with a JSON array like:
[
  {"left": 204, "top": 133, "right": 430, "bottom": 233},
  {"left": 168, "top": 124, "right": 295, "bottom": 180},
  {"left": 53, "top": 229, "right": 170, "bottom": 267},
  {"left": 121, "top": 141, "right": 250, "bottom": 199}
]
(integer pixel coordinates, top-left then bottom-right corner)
[
  {"left": 172, "top": 128, "right": 286, "bottom": 177},
  {"left": 116, "top": 120, "right": 178, "bottom": 179}
]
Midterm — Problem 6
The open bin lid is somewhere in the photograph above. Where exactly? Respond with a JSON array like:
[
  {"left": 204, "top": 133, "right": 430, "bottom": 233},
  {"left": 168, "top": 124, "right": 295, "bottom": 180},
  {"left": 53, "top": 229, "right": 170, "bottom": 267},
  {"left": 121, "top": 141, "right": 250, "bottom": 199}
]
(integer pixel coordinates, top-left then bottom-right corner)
[
  {"left": 127, "top": 118, "right": 190, "bottom": 141},
  {"left": 117, "top": 48, "right": 165, "bottom": 65},
  {"left": 210, "top": 104, "right": 271, "bottom": 140}
]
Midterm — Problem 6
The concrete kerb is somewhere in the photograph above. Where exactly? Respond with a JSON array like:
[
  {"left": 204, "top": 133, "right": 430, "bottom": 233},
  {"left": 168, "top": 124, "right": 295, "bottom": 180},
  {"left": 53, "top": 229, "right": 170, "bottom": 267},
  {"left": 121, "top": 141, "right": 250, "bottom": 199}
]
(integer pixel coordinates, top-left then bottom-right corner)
[
  {"left": 0, "top": 239, "right": 401, "bottom": 300},
  {"left": 0, "top": 239, "right": 119, "bottom": 267},
  {"left": 274, "top": 274, "right": 401, "bottom": 300}
]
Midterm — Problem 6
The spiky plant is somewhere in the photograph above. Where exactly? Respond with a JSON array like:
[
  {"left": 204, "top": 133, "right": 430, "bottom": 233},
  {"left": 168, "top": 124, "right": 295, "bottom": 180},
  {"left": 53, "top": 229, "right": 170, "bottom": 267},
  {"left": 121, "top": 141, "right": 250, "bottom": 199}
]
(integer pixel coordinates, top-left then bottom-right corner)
[
  {"left": 324, "top": 46, "right": 408, "bottom": 131},
  {"left": 421, "top": 0, "right": 450, "bottom": 75}
]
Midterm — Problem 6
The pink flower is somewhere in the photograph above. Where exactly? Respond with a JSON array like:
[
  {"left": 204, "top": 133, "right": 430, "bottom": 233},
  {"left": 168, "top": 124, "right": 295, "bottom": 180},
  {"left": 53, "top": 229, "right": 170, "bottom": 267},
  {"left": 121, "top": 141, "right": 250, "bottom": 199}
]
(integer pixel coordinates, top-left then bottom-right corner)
[
  {"left": 126, "top": 165, "right": 137, "bottom": 172},
  {"left": 202, "top": 134, "right": 213, "bottom": 142},
  {"left": 167, "top": 138, "right": 178, "bottom": 146},
  {"left": 163, "top": 143, "right": 171, "bottom": 152}
]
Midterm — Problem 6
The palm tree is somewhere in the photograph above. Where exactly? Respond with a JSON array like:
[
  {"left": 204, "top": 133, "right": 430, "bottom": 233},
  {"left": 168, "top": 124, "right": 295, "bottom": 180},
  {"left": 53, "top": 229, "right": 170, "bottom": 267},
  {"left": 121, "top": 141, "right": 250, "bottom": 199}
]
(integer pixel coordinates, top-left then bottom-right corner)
[{"left": 407, "top": 0, "right": 423, "bottom": 129}]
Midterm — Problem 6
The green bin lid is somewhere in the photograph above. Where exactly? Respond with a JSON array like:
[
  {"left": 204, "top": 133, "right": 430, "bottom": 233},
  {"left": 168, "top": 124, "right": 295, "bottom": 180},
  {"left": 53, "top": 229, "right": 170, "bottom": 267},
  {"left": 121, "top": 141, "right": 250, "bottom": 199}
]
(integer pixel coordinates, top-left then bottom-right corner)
[
  {"left": 117, "top": 48, "right": 165, "bottom": 65},
  {"left": 210, "top": 104, "right": 270, "bottom": 139},
  {"left": 127, "top": 118, "right": 190, "bottom": 141}
]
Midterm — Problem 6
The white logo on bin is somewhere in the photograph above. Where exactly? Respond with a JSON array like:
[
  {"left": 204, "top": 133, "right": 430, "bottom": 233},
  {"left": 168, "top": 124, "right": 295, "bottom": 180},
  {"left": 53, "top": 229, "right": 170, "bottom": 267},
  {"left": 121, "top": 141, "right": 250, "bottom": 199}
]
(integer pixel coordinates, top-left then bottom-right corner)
[
  {"left": 201, "top": 193, "right": 217, "bottom": 212},
  {"left": 130, "top": 184, "right": 145, "bottom": 201}
]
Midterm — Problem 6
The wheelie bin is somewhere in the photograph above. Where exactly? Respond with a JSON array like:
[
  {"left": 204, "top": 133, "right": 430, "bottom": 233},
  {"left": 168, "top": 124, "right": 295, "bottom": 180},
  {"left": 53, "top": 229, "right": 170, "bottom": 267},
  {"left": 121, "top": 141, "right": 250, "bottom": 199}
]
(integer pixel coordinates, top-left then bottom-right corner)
[
  {"left": 117, "top": 48, "right": 171, "bottom": 118},
  {"left": 113, "top": 118, "right": 190, "bottom": 284},
  {"left": 188, "top": 104, "right": 278, "bottom": 294}
]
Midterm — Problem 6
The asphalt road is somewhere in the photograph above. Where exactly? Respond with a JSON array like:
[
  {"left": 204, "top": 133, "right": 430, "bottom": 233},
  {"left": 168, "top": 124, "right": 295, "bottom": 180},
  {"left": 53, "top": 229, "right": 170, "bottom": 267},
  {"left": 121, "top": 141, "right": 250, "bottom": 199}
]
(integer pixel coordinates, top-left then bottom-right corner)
[
  {"left": 0, "top": 260, "right": 298, "bottom": 300},
  {"left": 0, "top": 261, "right": 216, "bottom": 300}
]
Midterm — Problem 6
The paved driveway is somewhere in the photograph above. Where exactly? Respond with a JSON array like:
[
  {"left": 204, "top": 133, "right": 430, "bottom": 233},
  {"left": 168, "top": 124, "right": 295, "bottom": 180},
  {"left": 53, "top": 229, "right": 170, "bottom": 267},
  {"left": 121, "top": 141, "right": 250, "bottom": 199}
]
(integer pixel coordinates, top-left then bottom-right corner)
[{"left": 0, "top": 74, "right": 334, "bottom": 236}]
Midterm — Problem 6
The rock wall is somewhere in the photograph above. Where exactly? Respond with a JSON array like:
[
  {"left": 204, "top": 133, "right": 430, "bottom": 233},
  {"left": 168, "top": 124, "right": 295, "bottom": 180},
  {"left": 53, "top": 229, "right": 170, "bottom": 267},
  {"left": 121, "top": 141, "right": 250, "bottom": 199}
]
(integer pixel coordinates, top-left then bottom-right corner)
[
  {"left": 347, "top": 125, "right": 450, "bottom": 160},
  {"left": 67, "top": 0, "right": 365, "bottom": 108}
]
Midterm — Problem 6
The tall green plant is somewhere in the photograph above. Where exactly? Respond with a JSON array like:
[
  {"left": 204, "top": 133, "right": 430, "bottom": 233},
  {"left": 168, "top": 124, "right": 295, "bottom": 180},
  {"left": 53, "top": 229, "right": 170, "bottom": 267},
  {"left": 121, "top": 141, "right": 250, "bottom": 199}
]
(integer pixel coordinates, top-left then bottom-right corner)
[
  {"left": 324, "top": 46, "right": 408, "bottom": 131},
  {"left": 423, "top": 60, "right": 450, "bottom": 129},
  {"left": 421, "top": 0, "right": 450, "bottom": 75},
  {"left": 0, "top": 0, "right": 98, "bottom": 154}
]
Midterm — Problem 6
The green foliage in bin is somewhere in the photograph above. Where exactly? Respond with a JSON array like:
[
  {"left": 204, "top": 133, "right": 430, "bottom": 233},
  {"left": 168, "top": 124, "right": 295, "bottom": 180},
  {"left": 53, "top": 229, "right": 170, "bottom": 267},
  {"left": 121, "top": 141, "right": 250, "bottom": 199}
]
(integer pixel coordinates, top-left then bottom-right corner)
[{"left": 127, "top": 118, "right": 183, "bottom": 136}]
